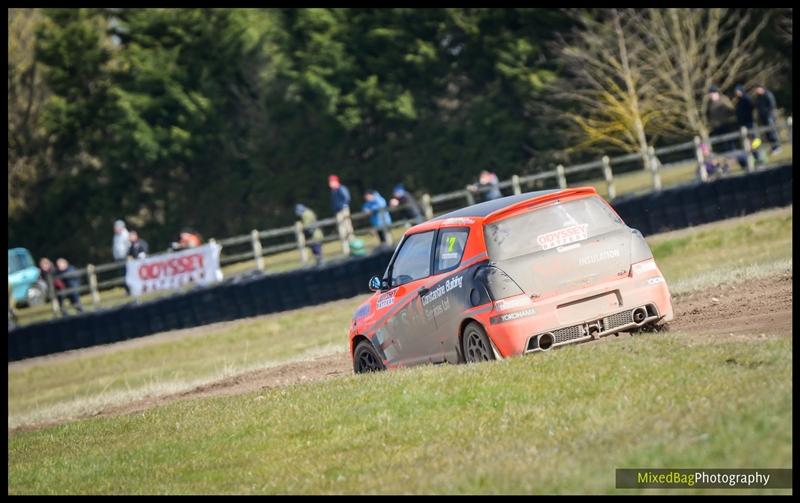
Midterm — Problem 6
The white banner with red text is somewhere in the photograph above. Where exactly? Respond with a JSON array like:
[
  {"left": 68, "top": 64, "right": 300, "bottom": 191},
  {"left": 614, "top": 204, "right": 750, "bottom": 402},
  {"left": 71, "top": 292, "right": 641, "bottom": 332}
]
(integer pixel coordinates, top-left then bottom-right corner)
[{"left": 125, "top": 243, "right": 223, "bottom": 296}]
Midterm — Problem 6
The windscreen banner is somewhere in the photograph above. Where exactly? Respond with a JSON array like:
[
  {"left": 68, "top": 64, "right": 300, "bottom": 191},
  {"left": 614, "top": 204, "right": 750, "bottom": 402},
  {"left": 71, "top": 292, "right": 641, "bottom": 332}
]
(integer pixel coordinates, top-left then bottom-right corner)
[{"left": 125, "top": 243, "right": 223, "bottom": 296}]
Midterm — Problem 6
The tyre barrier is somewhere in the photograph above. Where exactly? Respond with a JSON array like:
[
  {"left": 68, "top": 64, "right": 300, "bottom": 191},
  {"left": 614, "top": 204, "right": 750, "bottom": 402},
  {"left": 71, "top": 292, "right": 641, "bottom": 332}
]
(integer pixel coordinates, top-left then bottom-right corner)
[{"left": 8, "top": 164, "right": 792, "bottom": 362}]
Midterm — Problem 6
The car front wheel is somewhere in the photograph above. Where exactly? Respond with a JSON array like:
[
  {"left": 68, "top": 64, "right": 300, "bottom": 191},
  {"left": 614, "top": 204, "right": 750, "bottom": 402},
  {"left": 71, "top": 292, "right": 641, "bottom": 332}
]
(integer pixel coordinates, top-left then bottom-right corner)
[
  {"left": 353, "top": 340, "right": 386, "bottom": 374},
  {"left": 462, "top": 322, "right": 496, "bottom": 364}
]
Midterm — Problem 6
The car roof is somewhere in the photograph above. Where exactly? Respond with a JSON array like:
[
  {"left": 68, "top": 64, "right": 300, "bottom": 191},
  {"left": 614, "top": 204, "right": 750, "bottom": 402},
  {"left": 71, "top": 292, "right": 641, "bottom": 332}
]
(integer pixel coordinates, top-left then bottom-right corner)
[
  {"left": 403, "top": 187, "right": 599, "bottom": 235},
  {"left": 431, "top": 189, "right": 559, "bottom": 221}
]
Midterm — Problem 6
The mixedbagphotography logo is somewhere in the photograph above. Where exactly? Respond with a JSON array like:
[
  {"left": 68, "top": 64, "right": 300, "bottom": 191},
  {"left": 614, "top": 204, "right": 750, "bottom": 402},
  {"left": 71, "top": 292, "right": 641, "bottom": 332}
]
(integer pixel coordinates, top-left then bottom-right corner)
[{"left": 616, "top": 469, "right": 793, "bottom": 489}]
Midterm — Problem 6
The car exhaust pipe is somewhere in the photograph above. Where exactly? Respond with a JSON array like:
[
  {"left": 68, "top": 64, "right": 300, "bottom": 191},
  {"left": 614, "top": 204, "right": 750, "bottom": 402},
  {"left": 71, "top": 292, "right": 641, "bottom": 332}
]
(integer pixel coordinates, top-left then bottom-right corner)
[
  {"left": 632, "top": 307, "right": 647, "bottom": 325},
  {"left": 538, "top": 332, "right": 554, "bottom": 351}
]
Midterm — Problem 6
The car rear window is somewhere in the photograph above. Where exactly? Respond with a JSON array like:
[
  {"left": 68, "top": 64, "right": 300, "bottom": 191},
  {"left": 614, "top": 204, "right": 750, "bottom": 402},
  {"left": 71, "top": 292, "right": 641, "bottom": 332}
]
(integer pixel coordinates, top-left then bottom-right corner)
[
  {"left": 484, "top": 196, "right": 624, "bottom": 261},
  {"left": 8, "top": 251, "right": 34, "bottom": 274}
]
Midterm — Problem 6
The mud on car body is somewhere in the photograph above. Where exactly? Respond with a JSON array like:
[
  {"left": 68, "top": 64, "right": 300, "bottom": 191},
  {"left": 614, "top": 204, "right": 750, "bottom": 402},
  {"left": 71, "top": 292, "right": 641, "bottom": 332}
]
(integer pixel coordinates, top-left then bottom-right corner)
[{"left": 349, "top": 187, "right": 674, "bottom": 373}]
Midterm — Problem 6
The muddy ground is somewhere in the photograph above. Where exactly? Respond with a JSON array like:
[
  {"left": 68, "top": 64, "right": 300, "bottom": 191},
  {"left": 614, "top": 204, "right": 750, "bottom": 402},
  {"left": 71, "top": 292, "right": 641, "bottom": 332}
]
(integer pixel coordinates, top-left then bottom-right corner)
[{"left": 9, "top": 271, "right": 792, "bottom": 434}]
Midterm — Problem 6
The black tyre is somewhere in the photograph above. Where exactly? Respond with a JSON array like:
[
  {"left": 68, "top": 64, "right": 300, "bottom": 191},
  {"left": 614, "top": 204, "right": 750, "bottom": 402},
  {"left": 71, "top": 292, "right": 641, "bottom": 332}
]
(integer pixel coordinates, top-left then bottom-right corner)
[
  {"left": 461, "top": 321, "right": 496, "bottom": 364},
  {"left": 353, "top": 340, "right": 386, "bottom": 374}
]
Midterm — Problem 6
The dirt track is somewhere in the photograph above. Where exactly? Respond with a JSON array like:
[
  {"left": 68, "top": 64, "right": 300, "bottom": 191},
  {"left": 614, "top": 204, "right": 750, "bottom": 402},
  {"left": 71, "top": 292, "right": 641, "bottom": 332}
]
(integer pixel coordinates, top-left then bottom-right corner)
[{"left": 10, "top": 271, "right": 792, "bottom": 434}]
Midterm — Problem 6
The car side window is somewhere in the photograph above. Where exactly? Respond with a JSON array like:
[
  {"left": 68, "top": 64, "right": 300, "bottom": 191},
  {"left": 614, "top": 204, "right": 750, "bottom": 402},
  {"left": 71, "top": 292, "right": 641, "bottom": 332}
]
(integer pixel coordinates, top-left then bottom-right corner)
[
  {"left": 389, "top": 231, "right": 435, "bottom": 287},
  {"left": 435, "top": 228, "right": 469, "bottom": 273}
]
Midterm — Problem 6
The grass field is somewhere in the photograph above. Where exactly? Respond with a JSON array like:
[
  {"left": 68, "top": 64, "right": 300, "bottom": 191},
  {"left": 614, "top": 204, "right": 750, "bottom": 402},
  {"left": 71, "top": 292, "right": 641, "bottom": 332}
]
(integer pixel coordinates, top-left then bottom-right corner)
[{"left": 8, "top": 206, "right": 793, "bottom": 494}]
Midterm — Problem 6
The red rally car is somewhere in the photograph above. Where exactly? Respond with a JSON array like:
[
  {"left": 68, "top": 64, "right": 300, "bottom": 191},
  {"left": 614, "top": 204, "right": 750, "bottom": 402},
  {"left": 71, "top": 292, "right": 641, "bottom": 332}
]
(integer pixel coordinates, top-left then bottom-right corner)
[{"left": 348, "top": 187, "right": 674, "bottom": 373}]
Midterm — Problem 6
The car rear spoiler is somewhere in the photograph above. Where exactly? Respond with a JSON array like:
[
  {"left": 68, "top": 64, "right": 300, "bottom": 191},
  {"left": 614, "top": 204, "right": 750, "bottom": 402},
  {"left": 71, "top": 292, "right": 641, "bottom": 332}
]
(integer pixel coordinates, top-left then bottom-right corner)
[{"left": 483, "top": 187, "right": 598, "bottom": 225}]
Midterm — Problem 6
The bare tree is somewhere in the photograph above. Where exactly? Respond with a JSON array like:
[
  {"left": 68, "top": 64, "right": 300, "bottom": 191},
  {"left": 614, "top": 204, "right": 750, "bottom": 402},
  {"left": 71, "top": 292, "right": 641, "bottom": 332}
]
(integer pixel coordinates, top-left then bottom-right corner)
[
  {"left": 777, "top": 8, "right": 792, "bottom": 43},
  {"left": 546, "top": 9, "right": 669, "bottom": 166},
  {"left": 636, "top": 8, "right": 774, "bottom": 142}
]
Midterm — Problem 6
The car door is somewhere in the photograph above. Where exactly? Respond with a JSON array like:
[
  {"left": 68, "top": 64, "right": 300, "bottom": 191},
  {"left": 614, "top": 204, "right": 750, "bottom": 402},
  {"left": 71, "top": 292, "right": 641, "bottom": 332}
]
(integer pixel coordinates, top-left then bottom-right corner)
[
  {"left": 424, "top": 227, "right": 471, "bottom": 362},
  {"left": 375, "top": 230, "right": 436, "bottom": 366}
]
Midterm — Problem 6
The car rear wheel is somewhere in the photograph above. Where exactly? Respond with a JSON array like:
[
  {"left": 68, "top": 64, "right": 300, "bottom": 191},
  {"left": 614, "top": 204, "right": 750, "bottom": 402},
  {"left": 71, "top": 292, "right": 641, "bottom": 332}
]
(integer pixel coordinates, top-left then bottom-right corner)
[
  {"left": 353, "top": 340, "right": 386, "bottom": 374},
  {"left": 26, "top": 284, "right": 46, "bottom": 307},
  {"left": 462, "top": 322, "right": 495, "bottom": 364}
]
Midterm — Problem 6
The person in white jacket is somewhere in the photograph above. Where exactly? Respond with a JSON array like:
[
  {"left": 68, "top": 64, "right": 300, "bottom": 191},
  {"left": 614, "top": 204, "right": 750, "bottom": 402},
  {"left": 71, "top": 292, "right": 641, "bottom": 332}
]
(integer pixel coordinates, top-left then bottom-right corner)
[{"left": 112, "top": 219, "right": 130, "bottom": 261}]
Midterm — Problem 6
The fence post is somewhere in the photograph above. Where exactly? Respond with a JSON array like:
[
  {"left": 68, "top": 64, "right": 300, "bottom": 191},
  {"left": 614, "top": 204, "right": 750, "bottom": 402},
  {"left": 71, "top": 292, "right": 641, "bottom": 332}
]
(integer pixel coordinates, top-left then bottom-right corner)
[
  {"left": 648, "top": 146, "right": 662, "bottom": 191},
  {"left": 294, "top": 221, "right": 308, "bottom": 264},
  {"left": 694, "top": 136, "right": 708, "bottom": 182},
  {"left": 380, "top": 207, "right": 394, "bottom": 246},
  {"left": 421, "top": 193, "right": 434, "bottom": 220},
  {"left": 640, "top": 146, "right": 650, "bottom": 171},
  {"left": 601, "top": 156, "right": 615, "bottom": 200},
  {"left": 556, "top": 164, "right": 567, "bottom": 189},
  {"left": 740, "top": 126, "right": 755, "bottom": 173},
  {"left": 87, "top": 264, "right": 100, "bottom": 305},
  {"left": 511, "top": 174, "right": 521, "bottom": 195},
  {"left": 46, "top": 272, "right": 59, "bottom": 317},
  {"left": 787, "top": 116, "right": 793, "bottom": 141},
  {"left": 464, "top": 186, "right": 476, "bottom": 206},
  {"left": 251, "top": 229, "right": 265, "bottom": 271},
  {"left": 335, "top": 210, "right": 351, "bottom": 256}
]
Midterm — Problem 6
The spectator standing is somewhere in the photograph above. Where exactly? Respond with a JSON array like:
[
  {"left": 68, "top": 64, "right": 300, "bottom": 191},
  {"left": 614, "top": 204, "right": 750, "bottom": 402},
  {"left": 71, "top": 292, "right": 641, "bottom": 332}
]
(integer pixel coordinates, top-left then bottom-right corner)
[
  {"left": 389, "top": 183, "right": 423, "bottom": 224},
  {"left": 171, "top": 229, "right": 201, "bottom": 251},
  {"left": 734, "top": 84, "right": 764, "bottom": 166},
  {"left": 362, "top": 189, "right": 392, "bottom": 245},
  {"left": 754, "top": 85, "right": 781, "bottom": 153},
  {"left": 112, "top": 219, "right": 130, "bottom": 261},
  {"left": 329, "top": 174, "right": 354, "bottom": 243},
  {"left": 734, "top": 84, "right": 755, "bottom": 130},
  {"left": 113, "top": 220, "right": 132, "bottom": 294},
  {"left": 55, "top": 257, "right": 83, "bottom": 315},
  {"left": 468, "top": 170, "right": 502, "bottom": 202},
  {"left": 128, "top": 230, "right": 149, "bottom": 259},
  {"left": 295, "top": 204, "right": 324, "bottom": 265},
  {"left": 707, "top": 85, "right": 737, "bottom": 151}
]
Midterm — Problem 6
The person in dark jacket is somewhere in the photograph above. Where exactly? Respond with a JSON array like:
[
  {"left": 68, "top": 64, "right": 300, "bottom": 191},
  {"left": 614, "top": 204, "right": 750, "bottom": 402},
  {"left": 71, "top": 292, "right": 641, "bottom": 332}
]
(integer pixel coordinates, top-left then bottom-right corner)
[
  {"left": 733, "top": 84, "right": 764, "bottom": 165},
  {"left": 734, "top": 84, "right": 754, "bottom": 130},
  {"left": 707, "top": 85, "right": 737, "bottom": 151},
  {"left": 468, "top": 170, "right": 502, "bottom": 202},
  {"left": 55, "top": 257, "right": 83, "bottom": 314},
  {"left": 328, "top": 175, "right": 351, "bottom": 214},
  {"left": 754, "top": 85, "right": 781, "bottom": 152},
  {"left": 328, "top": 174, "right": 354, "bottom": 242},
  {"left": 389, "top": 184, "right": 423, "bottom": 224},
  {"left": 128, "top": 230, "right": 149, "bottom": 259}
]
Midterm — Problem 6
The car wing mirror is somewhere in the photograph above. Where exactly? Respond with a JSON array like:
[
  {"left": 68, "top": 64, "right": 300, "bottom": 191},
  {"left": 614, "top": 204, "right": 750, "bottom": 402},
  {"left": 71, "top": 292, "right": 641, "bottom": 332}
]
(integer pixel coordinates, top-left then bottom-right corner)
[{"left": 368, "top": 276, "right": 383, "bottom": 292}]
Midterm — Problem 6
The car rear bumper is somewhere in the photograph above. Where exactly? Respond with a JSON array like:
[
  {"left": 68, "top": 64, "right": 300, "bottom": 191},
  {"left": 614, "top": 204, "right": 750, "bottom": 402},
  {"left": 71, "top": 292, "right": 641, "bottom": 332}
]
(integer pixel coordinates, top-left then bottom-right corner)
[{"left": 483, "top": 269, "right": 674, "bottom": 358}]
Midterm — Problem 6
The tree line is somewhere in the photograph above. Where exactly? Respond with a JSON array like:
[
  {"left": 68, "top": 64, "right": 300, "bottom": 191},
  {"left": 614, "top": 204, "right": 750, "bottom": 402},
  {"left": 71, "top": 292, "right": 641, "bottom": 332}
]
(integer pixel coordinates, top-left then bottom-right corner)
[{"left": 8, "top": 8, "right": 792, "bottom": 264}]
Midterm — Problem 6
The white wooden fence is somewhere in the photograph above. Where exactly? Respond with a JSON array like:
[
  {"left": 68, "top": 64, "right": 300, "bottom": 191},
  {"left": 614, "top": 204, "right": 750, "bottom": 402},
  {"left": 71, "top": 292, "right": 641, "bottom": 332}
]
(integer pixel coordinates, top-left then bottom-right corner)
[{"left": 35, "top": 116, "right": 792, "bottom": 316}]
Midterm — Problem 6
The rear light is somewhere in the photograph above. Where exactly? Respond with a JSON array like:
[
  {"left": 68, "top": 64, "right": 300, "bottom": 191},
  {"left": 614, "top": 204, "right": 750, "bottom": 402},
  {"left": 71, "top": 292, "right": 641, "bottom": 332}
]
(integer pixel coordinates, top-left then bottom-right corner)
[
  {"left": 629, "top": 228, "right": 653, "bottom": 262},
  {"left": 630, "top": 259, "right": 658, "bottom": 277}
]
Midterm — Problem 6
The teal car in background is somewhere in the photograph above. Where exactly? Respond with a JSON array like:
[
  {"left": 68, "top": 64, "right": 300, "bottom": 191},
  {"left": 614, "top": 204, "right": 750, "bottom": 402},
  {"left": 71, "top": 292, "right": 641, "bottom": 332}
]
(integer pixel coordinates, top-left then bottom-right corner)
[{"left": 8, "top": 248, "right": 46, "bottom": 307}]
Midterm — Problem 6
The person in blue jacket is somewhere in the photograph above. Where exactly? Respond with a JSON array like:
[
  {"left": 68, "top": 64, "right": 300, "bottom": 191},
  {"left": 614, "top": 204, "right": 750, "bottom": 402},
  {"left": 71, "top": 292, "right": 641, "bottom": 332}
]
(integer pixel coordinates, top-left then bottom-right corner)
[{"left": 362, "top": 189, "right": 392, "bottom": 245}]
